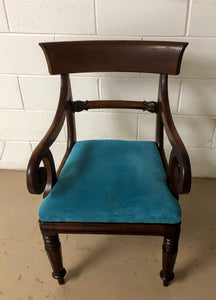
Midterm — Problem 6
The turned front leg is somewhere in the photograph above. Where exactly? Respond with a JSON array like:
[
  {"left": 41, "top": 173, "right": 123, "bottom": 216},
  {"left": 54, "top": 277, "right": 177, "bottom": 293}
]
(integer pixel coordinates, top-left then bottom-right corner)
[
  {"left": 160, "top": 235, "right": 179, "bottom": 287},
  {"left": 42, "top": 234, "right": 66, "bottom": 284}
]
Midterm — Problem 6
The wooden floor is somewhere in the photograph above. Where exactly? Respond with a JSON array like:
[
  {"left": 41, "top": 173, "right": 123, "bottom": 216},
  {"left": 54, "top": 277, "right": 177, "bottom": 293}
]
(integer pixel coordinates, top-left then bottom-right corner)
[{"left": 0, "top": 170, "right": 216, "bottom": 300}]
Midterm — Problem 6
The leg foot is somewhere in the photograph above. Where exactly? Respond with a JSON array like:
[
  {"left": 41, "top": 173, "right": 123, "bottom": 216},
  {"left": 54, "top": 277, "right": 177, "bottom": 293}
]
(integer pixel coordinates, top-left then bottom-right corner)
[
  {"left": 52, "top": 268, "right": 66, "bottom": 284},
  {"left": 42, "top": 234, "right": 66, "bottom": 284},
  {"left": 160, "top": 234, "right": 179, "bottom": 287},
  {"left": 57, "top": 276, "right": 65, "bottom": 285},
  {"left": 160, "top": 270, "right": 174, "bottom": 287}
]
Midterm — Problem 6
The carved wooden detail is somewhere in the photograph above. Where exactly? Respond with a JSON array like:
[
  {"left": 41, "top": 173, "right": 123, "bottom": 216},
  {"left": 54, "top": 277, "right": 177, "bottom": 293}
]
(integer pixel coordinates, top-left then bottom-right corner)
[
  {"left": 42, "top": 234, "right": 66, "bottom": 284},
  {"left": 72, "top": 100, "right": 89, "bottom": 112},
  {"left": 72, "top": 100, "right": 157, "bottom": 113},
  {"left": 142, "top": 101, "right": 157, "bottom": 113},
  {"left": 160, "top": 234, "right": 180, "bottom": 287}
]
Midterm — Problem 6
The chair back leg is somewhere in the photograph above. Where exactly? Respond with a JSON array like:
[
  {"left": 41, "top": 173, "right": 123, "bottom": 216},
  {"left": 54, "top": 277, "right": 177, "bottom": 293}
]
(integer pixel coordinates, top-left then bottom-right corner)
[{"left": 42, "top": 233, "right": 66, "bottom": 284}]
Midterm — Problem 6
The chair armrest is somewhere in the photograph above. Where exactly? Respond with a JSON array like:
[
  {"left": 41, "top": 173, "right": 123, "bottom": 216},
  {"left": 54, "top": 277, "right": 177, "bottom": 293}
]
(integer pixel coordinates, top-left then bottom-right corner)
[
  {"left": 27, "top": 147, "right": 57, "bottom": 196},
  {"left": 27, "top": 74, "right": 74, "bottom": 196},
  {"left": 160, "top": 75, "right": 191, "bottom": 195}
]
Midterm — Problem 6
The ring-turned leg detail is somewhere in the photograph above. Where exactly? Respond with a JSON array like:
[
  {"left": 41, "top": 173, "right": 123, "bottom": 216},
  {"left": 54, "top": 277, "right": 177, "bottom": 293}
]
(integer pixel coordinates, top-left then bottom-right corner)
[
  {"left": 42, "top": 234, "right": 66, "bottom": 284},
  {"left": 160, "top": 235, "right": 179, "bottom": 287}
]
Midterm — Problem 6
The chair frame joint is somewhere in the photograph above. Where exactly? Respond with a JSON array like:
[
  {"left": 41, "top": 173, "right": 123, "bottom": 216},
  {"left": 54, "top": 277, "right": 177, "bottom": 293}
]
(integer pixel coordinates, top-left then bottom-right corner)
[
  {"left": 142, "top": 100, "right": 158, "bottom": 113},
  {"left": 72, "top": 100, "right": 89, "bottom": 112}
]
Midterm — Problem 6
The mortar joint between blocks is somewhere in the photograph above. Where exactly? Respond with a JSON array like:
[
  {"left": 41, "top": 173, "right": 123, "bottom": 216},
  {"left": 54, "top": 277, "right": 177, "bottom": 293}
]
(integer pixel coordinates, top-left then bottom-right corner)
[
  {"left": 185, "top": 0, "right": 193, "bottom": 36},
  {"left": 0, "top": 142, "right": 6, "bottom": 160},
  {"left": 210, "top": 118, "right": 216, "bottom": 149},
  {"left": 2, "top": 0, "right": 10, "bottom": 32},
  {"left": 177, "top": 80, "right": 183, "bottom": 113},
  {"left": 16, "top": 76, "right": 25, "bottom": 110}
]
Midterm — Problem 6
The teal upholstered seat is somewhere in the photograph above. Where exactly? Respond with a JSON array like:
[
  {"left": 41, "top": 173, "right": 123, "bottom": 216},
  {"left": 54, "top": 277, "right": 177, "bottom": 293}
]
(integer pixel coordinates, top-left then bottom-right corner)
[{"left": 39, "top": 140, "right": 181, "bottom": 224}]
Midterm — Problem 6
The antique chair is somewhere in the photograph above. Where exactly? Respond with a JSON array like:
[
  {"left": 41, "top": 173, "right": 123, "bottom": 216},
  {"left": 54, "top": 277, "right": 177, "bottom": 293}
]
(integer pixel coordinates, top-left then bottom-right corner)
[{"left": 27, "top": 40, "right": 191, "bottom": 286}]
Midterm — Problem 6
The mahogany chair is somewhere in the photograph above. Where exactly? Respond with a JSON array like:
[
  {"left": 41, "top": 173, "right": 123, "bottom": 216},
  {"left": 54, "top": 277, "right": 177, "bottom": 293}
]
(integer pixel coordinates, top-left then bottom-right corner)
[{"left": 27, "top": 40, "right": 191, "bottom": 287}]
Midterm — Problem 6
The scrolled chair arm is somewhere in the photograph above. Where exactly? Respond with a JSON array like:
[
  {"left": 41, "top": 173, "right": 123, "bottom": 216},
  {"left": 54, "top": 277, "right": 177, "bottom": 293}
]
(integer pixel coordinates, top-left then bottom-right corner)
[
  {"left": 167, "top": 145, "right": 191, "bottom": 196},
  {"left": 27, "top": 148, "right": 57, "bottom": 196},
  {"left": 159, "top": 74, "right": 191, "bottom": 196},
  {"left": 26, "top": 74, "right": 74, "bottom": 197},
  {"left": 163, "top": 115, "right": 191, "bottom": 195}
]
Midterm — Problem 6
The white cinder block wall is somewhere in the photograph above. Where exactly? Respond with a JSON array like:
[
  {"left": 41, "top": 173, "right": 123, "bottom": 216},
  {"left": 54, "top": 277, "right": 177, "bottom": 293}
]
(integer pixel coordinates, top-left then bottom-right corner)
[{"left": 0, "top": 0, "right": 216, "bottom": 177}]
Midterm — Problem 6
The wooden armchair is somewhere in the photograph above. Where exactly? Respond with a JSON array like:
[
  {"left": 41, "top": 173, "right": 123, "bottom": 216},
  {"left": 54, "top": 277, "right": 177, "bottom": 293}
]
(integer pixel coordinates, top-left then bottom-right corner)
[{"left": 27, "top": 40, "right": 191, "bottom": 286}]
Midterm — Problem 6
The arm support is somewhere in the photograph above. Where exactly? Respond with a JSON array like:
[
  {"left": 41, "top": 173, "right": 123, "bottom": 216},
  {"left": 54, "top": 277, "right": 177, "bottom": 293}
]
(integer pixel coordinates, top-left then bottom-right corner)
[
  {"left": 158, "top": 74, "right": 191, "bottom": 195},
  {"left": 27, "top": 74, "right": 75, "bottom": 196}
]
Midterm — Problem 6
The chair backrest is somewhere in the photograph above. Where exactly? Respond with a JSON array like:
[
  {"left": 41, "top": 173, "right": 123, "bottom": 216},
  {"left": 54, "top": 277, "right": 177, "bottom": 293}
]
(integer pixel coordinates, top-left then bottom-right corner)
[
  {"left": 40, "top": 40, "right": 188, "bottom": 75},
  {"left": 39, "top": 40, "right": 189, "bottom": 180}
]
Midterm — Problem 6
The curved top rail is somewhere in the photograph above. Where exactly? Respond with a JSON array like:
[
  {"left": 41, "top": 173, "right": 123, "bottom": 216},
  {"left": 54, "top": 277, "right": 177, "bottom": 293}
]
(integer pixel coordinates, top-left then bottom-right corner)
[{"left": 40, "top": 40, "right": 188, "bottom": 75}]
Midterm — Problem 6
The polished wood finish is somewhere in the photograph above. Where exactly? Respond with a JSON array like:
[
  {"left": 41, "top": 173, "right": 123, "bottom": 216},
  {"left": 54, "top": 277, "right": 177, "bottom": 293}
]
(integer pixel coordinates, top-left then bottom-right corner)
[
  {"left": 159, "top": 74, "right": 191, "bottom": 195},
  {"left": 42, "top": 234, "right": 66, "bottom": 284},
  {"left": 72, "top": 100, "right": 157, "bottom": 113},
  {"left": 26, "top": 40, "right": 191, "bottom": 286},
  {"left": 26, "top": 74, "right": 76, "bottom": 194},
  {"left": 160, "top": 230, "right": 180, "bottom": 287},
  {"left": 40, "top": 221, "right": 180, "bottom": 237},
  {"left": 40, "top": 40, "right": 188, "bottom": 75}
]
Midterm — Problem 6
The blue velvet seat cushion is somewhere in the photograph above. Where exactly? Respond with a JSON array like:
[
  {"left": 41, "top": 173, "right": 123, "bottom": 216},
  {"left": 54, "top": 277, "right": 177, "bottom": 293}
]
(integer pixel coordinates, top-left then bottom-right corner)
[{"left": 39, "top": 140, "right": 181, "bottom": 224}]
